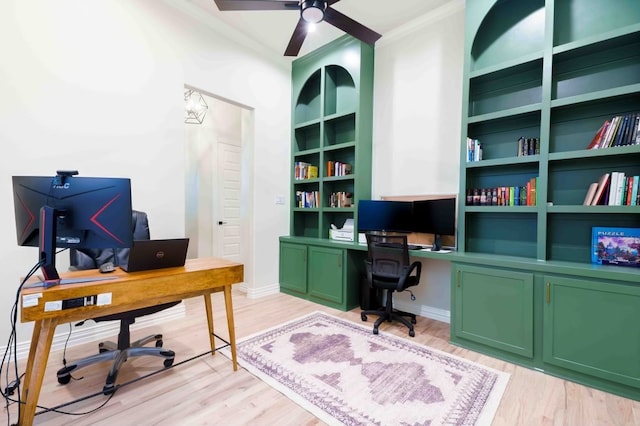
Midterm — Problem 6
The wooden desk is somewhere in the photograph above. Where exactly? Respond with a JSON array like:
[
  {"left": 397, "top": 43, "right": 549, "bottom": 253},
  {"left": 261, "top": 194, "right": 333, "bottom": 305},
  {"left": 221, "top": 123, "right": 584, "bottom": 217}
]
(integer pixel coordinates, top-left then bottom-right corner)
[{"left": 19, "top": 257, "right": 243, "bottom": 425}]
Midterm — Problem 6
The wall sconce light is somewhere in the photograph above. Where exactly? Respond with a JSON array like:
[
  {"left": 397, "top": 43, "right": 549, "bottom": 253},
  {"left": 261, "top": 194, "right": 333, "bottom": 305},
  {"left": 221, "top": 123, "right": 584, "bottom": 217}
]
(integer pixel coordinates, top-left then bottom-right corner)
[{"left": 184, "top": 89, "right": 208, "bottom": 124}]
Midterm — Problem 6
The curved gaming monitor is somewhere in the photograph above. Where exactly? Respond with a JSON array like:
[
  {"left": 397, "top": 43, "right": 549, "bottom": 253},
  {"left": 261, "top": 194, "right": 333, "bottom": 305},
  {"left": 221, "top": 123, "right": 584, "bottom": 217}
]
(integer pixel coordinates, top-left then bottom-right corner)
[{"left": 12, "top": 171, "right": 133, "bottom": 287}]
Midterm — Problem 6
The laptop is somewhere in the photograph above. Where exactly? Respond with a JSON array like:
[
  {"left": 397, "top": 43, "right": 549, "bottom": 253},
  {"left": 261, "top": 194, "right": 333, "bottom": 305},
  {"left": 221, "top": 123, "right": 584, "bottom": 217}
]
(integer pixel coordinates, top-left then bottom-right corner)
[{"left": 120, "top": 238, "right": 189, "bottom": 272}]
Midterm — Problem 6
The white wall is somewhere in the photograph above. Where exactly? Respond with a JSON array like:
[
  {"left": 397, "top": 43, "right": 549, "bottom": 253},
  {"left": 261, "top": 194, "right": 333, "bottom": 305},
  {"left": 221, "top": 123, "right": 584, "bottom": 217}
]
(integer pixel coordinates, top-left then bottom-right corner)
[
  {"left": 372, "top": 1, "right": 465, "bottom": 321},
  {"left": 0, "top": 0, "right": 289, "bottom": 345}
]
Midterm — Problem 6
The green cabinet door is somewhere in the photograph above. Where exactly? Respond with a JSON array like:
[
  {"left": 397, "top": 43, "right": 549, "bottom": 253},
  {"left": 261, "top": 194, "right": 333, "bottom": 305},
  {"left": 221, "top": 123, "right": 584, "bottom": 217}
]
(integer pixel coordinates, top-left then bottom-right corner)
[
  {"left": 279, "top": 243, "right": 307, "bottom": 296},
  {"left": 543, "top": 275, "right": 640, "bottom": 389},
  {"left": 453, "top": 264, "right": 534, "bottom": 358},
  {"left": 308, "top": 246, "right": 344, "bottom": 307}
]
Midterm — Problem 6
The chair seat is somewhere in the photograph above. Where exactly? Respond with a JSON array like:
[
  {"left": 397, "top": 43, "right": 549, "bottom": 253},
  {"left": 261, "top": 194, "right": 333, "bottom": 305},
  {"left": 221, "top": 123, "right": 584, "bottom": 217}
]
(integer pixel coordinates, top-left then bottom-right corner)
[{"left": 371, "top": 275, "right": 419, "bottom": 291}]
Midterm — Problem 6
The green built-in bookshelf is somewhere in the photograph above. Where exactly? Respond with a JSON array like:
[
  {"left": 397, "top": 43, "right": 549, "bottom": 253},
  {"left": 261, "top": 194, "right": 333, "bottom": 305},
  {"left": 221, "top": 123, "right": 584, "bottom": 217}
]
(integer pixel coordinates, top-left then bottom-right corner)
[
  {"left": 453, "top": 0, "right": 640, "bottom": 402},
  {"left": 290, "top": 35, "right": 374, "bottom": 239},
  {"left": 459, "top": 0, "right": 640, "bottom": 262},
  {"left": 280, "top": 36, "right": 374, "bottom": 312}
]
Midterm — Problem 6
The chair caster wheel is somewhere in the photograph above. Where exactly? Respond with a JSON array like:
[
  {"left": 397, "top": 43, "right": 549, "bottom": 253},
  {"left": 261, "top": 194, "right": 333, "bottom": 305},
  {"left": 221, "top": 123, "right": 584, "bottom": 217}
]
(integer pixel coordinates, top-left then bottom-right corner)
[
  {"left": 411, "top": 318, "right": 417, "bottom": 324},
  {"left": 103, "top": 385, "right": 115, "bottom": 396},
  {"left": 361, "top": 313, "right": 367, "bottom": 322},
  {"left": 164, "top": 358, "right": 174, "bottom": 368},
  {"left": 409, "top": 330, "right": 415, "bottom": 337},
  {"left": 373, "top": 328, "right": 379, "bottom": 335},
  {"left": 57, "top": 374, "right": 71, "bottom": 385},
  {"left": 156, "top": 340, "right": 163, "bottom": 348}
]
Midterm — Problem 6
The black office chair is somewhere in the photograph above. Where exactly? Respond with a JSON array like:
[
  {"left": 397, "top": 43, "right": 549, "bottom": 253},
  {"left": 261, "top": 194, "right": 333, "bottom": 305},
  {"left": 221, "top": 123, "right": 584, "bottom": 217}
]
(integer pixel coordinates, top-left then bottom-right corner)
[
  {"left": 361, "top": 233, "right": 422, "bottom": 337},
  {"left": 57, "top": 210, "right": 179, "bottom": 394}
]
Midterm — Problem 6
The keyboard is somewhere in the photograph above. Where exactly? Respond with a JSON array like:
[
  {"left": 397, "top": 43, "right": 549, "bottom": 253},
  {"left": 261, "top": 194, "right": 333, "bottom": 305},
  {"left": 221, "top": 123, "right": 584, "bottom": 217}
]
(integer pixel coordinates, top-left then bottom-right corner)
[{"left": 378, "top": 242, "right": 423, "bottom": 250}]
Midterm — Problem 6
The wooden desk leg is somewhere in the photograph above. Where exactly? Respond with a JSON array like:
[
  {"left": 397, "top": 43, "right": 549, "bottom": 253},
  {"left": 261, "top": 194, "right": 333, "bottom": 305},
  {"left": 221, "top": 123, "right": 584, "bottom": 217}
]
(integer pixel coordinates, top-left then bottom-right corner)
[
  {"left": 223, "top": 284, "right": 238, "bottom": 371},
  {"left": 203, "top": 293, "right": 216, "bottom": 356},
  {"left": 19, "top": 318, "right": 56, "bottom": 426}
]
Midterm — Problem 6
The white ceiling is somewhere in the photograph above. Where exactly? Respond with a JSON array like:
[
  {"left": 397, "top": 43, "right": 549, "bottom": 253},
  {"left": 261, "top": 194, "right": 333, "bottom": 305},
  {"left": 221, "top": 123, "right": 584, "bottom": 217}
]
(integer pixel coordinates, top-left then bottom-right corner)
[{"left": 185, "top": 0, "right": 455, "bottom": 58}]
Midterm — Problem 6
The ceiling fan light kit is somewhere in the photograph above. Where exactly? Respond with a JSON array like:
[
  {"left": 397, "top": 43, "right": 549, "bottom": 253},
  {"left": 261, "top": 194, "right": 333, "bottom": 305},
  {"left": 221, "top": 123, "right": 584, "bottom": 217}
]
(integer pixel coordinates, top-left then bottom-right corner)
[
  {"left": 300, "top": 0, "right": 326, "bottom": 23},
  {"left": 213, "top": 0, "right": 382, "bottom": 56}
]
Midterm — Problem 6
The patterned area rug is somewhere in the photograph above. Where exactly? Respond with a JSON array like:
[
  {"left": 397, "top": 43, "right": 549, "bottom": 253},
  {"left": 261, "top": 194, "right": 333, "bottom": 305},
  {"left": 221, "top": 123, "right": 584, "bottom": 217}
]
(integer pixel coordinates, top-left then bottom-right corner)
[{"left": 227, "top": 312, "right": 509, "bottom": 426}]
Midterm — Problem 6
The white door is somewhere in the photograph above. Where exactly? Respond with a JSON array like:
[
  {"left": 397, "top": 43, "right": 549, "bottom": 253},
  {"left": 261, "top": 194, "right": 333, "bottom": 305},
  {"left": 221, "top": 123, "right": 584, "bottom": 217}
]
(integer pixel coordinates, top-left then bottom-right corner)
[
  {"left": 216, "top": 142, "right": 242, "bottom": 261},
  {"left": 184, "top": 91, "right": 250, "bottom": 270}
]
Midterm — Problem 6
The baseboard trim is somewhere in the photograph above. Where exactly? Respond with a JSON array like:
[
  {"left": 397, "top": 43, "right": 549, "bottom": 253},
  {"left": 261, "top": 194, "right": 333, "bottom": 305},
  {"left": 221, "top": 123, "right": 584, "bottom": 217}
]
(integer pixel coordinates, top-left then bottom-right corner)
[
  {"left": 6, "top": 302, "right": 186, "bottom": 361},
  {"left": 394, "top": 300, "right": 451, "bottom": 324},
  {"left": 245, "top": 283, "right": 280, "bottom": 299}
]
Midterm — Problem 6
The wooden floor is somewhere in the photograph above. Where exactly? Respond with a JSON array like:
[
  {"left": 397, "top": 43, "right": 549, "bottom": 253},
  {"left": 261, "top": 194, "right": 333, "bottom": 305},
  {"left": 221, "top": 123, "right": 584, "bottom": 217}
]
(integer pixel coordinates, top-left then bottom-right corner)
[{"left": 5, "top": 289, "right": 640, "bottom": 425}]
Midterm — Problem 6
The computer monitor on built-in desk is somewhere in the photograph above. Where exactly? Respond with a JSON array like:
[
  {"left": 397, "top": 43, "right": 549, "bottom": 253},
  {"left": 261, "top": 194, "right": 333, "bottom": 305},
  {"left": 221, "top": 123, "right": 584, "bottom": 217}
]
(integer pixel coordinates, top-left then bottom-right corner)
[
  {"left": 412, "top": 197, "right": 456, "bottom": 251},
  {"left": 357, "top": 199, "right": 413, "bottom": 234}
]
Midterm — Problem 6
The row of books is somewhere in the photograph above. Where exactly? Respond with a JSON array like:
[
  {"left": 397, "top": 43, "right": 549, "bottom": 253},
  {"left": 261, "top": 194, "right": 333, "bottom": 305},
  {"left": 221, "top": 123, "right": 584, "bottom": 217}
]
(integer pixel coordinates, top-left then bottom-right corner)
[
  {"left": 517, "top": 137, "right": 540, "bottom": 157},
  {"left": 294, "top": 162, "right": 318, "bottom": 180},
  {"left": 583, "top": 172, "right": 640, "bottom": 206},
  {"left": 328, "top": 192, "right": 353, "bottom": 208},
  {"left": 466, "top": 178, "right": 538, "bottom": 206},
  {"left": 295, "top": 191, "right": 320, "bottom": 208},
  {"left": 327, "top": 161, "right": 352, "bottom": 177},
  {"left": 587, "top": 113, "right": 640, "bottom": 150},
  {"left": 466, "top": 138, "right": 482, "bottom": 162}
]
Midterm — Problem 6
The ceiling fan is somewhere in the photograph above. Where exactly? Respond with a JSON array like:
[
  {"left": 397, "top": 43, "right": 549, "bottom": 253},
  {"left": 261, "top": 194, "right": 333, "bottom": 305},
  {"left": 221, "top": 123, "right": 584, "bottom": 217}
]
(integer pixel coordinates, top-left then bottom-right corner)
[{"left": 213, "top": 0, "right": 382, "bottom": 56}]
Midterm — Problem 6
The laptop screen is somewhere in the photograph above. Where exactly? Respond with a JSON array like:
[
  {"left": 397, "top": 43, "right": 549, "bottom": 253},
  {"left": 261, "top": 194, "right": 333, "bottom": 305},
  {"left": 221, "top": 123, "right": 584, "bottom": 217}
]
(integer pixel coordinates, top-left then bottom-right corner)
[{"left": 121, "top": 238, "right": 189, "bottom": 272}]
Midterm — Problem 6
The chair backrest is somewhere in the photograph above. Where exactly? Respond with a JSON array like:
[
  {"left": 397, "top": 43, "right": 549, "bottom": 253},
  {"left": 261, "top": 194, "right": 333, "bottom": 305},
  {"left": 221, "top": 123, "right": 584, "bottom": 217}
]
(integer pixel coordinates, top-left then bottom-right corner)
[
  {"left": 70, "top": 210, "right": 150, "bottom": 270},
  {"left": 365, "top": 233, "right": 410, "bottom": 280}
]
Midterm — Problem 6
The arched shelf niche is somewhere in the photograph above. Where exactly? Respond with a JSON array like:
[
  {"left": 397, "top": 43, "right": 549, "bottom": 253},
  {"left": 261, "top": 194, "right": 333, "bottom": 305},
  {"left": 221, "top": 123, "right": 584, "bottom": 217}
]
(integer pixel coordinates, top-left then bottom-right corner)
[
  {"left": 295, "top": 69, "right": 321, "bottom": 125},
  {"left": 471, "top": 0, "right": 545, "bottom": 71}
]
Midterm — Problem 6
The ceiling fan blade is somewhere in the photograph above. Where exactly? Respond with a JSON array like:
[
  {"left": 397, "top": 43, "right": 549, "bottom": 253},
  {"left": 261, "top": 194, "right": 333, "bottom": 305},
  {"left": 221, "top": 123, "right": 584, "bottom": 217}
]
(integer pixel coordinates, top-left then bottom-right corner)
[
  {"left": 284, "top": 18, "right": 308, "bottom": 56},
  {"left": 213, "top": 0, "right": 299, "bottom": 11},
  {"left": 324, "top": 7, "right": 382, "bottom": 45}
]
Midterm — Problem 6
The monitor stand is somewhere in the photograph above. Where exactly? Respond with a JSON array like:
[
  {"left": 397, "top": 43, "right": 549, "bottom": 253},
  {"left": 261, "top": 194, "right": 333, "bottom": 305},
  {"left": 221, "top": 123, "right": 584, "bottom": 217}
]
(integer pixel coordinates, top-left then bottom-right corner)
[{"left": 432, "top": 234, "right": 442, "bottom": 252}]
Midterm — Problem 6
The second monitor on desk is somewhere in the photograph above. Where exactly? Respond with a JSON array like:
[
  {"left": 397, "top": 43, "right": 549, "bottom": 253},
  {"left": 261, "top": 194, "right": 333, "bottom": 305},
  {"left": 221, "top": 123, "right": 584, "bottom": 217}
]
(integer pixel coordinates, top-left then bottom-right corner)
[{"left": 357, "top": 197, "right": 456, "bottom": 251}]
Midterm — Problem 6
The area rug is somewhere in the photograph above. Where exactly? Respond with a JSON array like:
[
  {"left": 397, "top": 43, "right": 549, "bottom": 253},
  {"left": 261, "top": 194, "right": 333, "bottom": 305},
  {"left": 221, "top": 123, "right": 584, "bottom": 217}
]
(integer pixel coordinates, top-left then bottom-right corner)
[{"left": 225, "top": 311, "right": 509, "bottom": 426}]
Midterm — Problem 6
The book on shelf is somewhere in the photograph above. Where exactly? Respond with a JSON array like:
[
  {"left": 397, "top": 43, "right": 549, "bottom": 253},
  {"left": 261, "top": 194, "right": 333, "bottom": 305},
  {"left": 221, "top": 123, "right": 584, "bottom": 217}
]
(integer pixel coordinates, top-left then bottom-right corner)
[
  {"left": 607, "top": 172, "right": 623, "bottom": 206},
  {"left": 326, "top": 161, "right": 352, "bottom": 177},
  {"left": 329, "top": 191, "right": 353, "bottom": 208},
  {"left": 294, "top": 162, "right": 318, "bottom": 180},
  {"left": 582, "top": 182, "right": 599, "bottom": 205},
  {"left": 466, "top": 137, "right": 482, "bottom": 162},
  {"left": 624, "top": 176, "right": 634, "bottom": 205},
  {"left": 590, "top": 173, "right": 610, "bottom": 205},
  {"left": 631, "top": 175, "right": 639, "bottom": 206},
  {"left": 591, "top": 227, "right": 640, "bottom": 268},
  {"left": 517, "top": 137, "right": 540, "bottom": 156},
  {"left": 586, "top": 121, "right": 608, "bottom": 149},
  {"left": 295, "top": 190, "right": 319, "bottom": 208},
  {"left": 587, "top": 112, "right": 640, "bottom": 149},
  {"left": 465, "top": 181, "right": 537, "bottom": 206}
]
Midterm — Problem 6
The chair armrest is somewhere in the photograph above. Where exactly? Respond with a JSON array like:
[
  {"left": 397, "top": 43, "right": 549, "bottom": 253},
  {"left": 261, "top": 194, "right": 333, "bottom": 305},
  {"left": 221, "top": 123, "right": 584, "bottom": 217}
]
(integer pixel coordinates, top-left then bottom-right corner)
[{"left": 397, "top": 261, "right": 421, "bottom": 291}]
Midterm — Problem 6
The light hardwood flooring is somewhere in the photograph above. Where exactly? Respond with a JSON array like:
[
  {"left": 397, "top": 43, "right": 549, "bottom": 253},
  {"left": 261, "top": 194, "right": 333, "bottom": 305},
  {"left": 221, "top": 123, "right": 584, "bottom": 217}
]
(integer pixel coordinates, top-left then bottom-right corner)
[{"left": 4, "top": 289, "right": 640, "bottom": 425}]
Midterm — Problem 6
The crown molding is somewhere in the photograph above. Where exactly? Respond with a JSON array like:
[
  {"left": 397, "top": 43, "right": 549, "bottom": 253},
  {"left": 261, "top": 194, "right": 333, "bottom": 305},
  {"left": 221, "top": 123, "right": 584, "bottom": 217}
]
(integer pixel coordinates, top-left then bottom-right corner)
[{"left": 376, "top": 0, "right": 465, "bottom": 48}]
